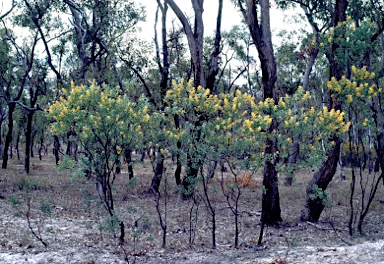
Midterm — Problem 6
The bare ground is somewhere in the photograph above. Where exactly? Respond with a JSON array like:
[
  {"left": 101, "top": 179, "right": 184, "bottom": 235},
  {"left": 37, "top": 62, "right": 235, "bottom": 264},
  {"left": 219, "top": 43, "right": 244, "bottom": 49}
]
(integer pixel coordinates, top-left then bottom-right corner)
[{"left": 1, "top": 154, "right": 384, "bottom": 263}]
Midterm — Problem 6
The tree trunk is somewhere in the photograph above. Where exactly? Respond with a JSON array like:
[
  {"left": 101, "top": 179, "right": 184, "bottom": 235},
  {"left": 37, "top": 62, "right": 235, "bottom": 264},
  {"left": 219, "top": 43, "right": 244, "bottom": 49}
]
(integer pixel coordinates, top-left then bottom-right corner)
[
  {"left": 240, "top": 0, "right": 281, "bottom": 225},
  {"left": 124, "top": 149, "right": 134, "bottom": 180},
  {"left": 15, "top": 132, "right": 20, "bottom": 161},
  {"left": 2, "top": 103, "right": 15, "bottom": 169},
  {"left": 301, "top": 0, "right": 348, "bottom": 222},
  {"left": 150, "top": 150, "right": 164, "bottom": 193},
  {"left": 206, "top": 0, "right": 223, "bottom": 92},
  {"left": 301, "top": 139, "right": 341, "bottom": 221},
  {"left": 0, "top": 117, "right": 3, "bottom": 158},
  {"left": 25, "top": 111, "right": 33, "bottom": 174},
  {"left": 262, "top": 131, "right": 282, "bottom": 225},
  {"left": 53, "top": 135, "right": 60, "bottom": 165},
  {"left": 150, "top": 1, "right": 169, "bottom": 192},
  {"left": 165, "top": 0, "right": 206, "bottom": 87},
  {"left": 174, "top": 139, "right": 182, "bottom": 185}
]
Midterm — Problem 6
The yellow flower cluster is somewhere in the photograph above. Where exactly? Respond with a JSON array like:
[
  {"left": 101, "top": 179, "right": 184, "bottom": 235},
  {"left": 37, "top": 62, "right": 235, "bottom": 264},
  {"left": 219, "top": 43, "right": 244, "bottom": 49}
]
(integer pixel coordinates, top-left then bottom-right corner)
[
  {"left": 328, "top": 67, "right": 381, "bottom": 101},
  {"left": 47, "top": 81, "right": 152, "bottom": 149},
  {"left": 316, "top": 107, "right": 351, "bottom": 134}
]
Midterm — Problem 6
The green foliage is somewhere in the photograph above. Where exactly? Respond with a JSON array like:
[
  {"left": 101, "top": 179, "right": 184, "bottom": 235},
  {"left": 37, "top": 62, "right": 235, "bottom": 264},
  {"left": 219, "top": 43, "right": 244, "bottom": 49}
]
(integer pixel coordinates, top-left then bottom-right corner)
[
  {"left": 162, "top": 79, "right": 351, "bottom": 178},
  {"left": 98, "top": 211, "right": 121, "bottom": 235},
  {"left": 15, "top": 177, "right": 40, "bottom": 192},
  {"left": 309, "top": 184, "right": 332, "bottom": 206},
  {"left": 47, "top": 81, "right": 155, "bottom": 179},
  {"left": 8, "top": 195, "right": 22, "bottom": 208},
  {"left": 39, "top": 198, "right": 52, "bottom": 217}
]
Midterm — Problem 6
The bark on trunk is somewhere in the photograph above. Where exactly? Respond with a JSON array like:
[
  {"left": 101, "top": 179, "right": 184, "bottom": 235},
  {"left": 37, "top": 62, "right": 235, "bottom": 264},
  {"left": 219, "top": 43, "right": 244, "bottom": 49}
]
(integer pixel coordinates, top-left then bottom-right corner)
[
  {"left": 125, "top": 149, "right": 134, "bottom": 180},
  {"left": 206, "top": 0, "right": 223, "bottom": 92},
  {"left": 53, "top": 135, "right": 60, "bottom": 165},
  {"left": 24, "top": 111, "right": 33, "bottom": 174},
  {"left": 240, "top": 0, "right": 281, "bottom": 225},
  {"left": 150, "top": 1, "right": 169, "bottom": 192},
  {"left": 262, "top": 131, "right": 282, "bottom": 225},
  {"left": 2, "top": 103, "right": 15, "bottom": 169},
  {"left": 300, "top": 139, "right": 341, "bottom": 221},
  {"left": 165, "top": 0, "right": 203, "bottom": 86},
  {"left": 300, "top": 0, "right": 348, "bottom": 222},
  {"left": 150, "top": 150, "right": 164, "bottom": 193}
]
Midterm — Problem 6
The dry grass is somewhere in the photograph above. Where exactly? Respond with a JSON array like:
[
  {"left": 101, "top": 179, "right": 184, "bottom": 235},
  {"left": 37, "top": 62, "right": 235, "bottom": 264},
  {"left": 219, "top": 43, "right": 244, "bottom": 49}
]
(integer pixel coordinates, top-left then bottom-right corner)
[{"left": 1, "top": 153, "right": 384, "bottom": 263}]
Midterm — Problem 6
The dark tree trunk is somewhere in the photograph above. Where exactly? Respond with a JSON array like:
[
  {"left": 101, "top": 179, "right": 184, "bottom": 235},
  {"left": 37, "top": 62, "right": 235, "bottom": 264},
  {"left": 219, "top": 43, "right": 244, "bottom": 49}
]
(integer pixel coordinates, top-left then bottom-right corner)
[
  {"left": 125, "top": 149, "right": 134, "bottom": 180},
  {"left": 38, "top": 136, "right": 44, "bottom": 161},
  {"left": 150, "top": 150, "right": 164, "bottom": 193},
  {"left": 53, "top": 135, "right": 60, "bottom": 165},
  {"left": 150, "top": 1, "right": 169, "bottom": 192},
  {"left": 2, "top": 103, "right": 15, "bottom": 169},
  {"left": 301, "top": 139, "right": 341, "bottom": 221},
  {"left": 165, "top": 0, "right": 224, "bottom": 197},
  {"left": 0, "top": 117, "right": 3, "bottom": 158},
  {"left": 261, "top": 128, "right": 282, "bottom": 225},
  {"left": 239, "top": 0, "right": 281, "bottom": 225},
  {"left": 205, "top": 0, "right": 223, "bottom": 92},
  {"left": 31, "top": 130, "right": 37, "bottom": 158},
  {"left": 174, "top": 139, "right": 182, "bottom": 186},
  {"left": 301, "top": 0, "right": 348, "bottom": 222},
  {"left": 172, "top": 115, "right": 182, "bottom": 185},
  {"left": 25, "top": 111, "right": 33, "bottom": 174},
  {"left": 15, "top": 132, "right": 20, "bottom": 161}
]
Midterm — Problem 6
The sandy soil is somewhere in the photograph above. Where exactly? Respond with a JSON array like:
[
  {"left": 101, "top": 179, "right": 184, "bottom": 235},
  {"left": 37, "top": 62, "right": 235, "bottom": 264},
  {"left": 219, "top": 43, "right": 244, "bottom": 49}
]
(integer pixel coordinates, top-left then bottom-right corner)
[{"left": 1, "top": 155, "right": 384, "bottom": 263}]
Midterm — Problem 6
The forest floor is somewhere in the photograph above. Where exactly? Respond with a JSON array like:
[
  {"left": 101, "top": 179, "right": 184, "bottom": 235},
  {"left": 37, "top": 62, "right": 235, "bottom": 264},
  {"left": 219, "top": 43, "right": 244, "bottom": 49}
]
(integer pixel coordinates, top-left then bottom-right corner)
[{"left": 0, "top": 154, "right": 384, "bottom": 263}]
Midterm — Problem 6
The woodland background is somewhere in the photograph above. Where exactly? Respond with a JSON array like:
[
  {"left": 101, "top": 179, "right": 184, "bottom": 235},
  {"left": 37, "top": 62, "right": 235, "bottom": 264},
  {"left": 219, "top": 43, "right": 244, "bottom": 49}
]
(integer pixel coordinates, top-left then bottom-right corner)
[{"left": 1, "top": 0, "right": 384, "bottom": 263}]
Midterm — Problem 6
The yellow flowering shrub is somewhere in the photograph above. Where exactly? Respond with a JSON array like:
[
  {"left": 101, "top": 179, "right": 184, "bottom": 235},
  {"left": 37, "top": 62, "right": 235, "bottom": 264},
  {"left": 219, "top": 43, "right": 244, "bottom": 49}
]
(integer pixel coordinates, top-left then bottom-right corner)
[
  {"left": 47, "top": 81, "right": 153, "bottom": 177},
  {"left": 162, "top": 79, "right": 351, "bottom": 174}
]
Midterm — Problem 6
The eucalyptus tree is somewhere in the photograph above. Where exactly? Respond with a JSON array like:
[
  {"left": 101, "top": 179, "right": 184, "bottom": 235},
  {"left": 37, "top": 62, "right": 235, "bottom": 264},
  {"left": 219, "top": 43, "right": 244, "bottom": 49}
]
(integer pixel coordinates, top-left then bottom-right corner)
[
  {"left": 149, "top": 0, "right": 171, "bottom": 193},
  {"left": 277, "top": 0, "right": 384, "bottom": 222},
  {"left": 214, "top": 24, "right": 258, "bottom": 95},
  {"left": 164, "top": 0, "right": 223, "bottom": 90},
  {"left": 233, "top": 0, "right": 281, "bottom": 228},
  {"left": 63, "top": 0, "right": 145, "bottom": 87},
  {"left": 0, "top": 29, "right": 12, "bottom": 158},
  {"left": 0, "top": 24, "right": 38, "bottom": 170}
]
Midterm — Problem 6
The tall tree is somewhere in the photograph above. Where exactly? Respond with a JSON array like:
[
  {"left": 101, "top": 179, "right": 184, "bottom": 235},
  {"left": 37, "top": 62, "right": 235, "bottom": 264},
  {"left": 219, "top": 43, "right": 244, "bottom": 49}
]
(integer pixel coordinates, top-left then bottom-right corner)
[
  {"left": 63, "top": 0, "right": 145, "bottom": 85},
  {"left": 150, "top": 0, "right": 170, "bottom": 193},
  {"left": 235, "top": 0, "right": 282, "bottom": 226},
  {"left": 300, "top": 0, "right": 349, "bottom": 222},
  {"left": 165, "top": 0, "right": 223, "bottom": 90},
  {"left": 0, "top": 24, "right": 38, "bottom": 169}
]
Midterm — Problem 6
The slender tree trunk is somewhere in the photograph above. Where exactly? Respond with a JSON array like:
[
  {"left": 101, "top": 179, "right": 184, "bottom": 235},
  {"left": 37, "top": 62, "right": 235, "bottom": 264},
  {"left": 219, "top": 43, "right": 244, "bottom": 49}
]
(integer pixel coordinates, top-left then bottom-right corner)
[
  {"left": 53, "top": 135, "right": 60, "bottom": 165},
  {"left": 0, "top": 117, "right": 4, "bottom": 157},
  {"left": 240, "top": 0, "right": 281, "bottom": 225},
  {"left": 2, "top": 103, "right": 15, "bottom": 169},
  {"left": 31, "top": 130, "right": 37, "bottom": 158},
  {"left": 150, "top": 1, "right": 169, "bottom": 192},
  {"left": 150, "top": 150, "right": 164, "bottom": 193},
  {"left": 125, "top": 149, "right": 134, "bottom": 180},
  {"left": 175, "top": 139, "right": 182, "bottom": 185},
  {"left": 25, "top": 111, "right": 33, "bottom": 174},
  {"left": 38, "top": 135, "right": 44, "bottom": 160},
  {"left": 15, "top": 132, "right": 20, "bottom": 161},
  {"left": 206, "top": 0, "right": 223, "bottom": 92}
]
